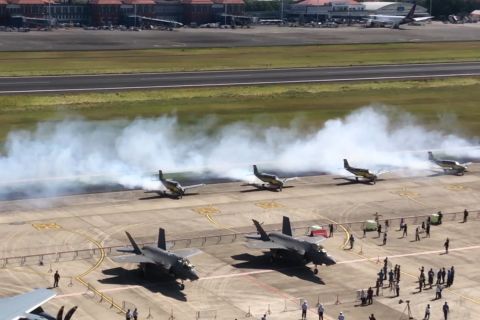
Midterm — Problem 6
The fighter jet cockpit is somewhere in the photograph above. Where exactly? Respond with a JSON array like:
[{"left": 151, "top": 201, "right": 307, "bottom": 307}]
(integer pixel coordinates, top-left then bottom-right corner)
[{"left": 179, "top": 257, "right": 194, "bottom": 269}]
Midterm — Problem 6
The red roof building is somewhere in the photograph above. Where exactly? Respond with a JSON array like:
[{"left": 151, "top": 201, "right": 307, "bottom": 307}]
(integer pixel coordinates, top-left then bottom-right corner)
[{"left": 89, "top": 0, "right": 122, "bottom": 25}]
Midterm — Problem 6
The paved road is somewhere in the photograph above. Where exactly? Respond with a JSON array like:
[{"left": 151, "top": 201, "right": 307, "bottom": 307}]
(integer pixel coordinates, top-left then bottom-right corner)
[{"left": 1, "top": 62, "right": 480, "bottom": 94}]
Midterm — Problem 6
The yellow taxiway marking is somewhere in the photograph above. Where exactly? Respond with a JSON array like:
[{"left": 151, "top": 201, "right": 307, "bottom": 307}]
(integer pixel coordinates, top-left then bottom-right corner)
[
  {"left": 391, "top": 187, "right": 426, "bottom": 207},
  {"left": 193, "top": 205, "right": 237, "bottom": 233},
  {"left": 255, "top": 201, "right": 283, "bottom": 209},
  {"left": 65, "top": 229, "right": 125, "bottom": 314},
  {"left": 193, "top": 206, "right": 220, "bottom": 215},
  {"left": 32, "top": 223, "right": 61, "bottom": 231},
  {"left": 446, "top": 184, "right": 465, "bottom": 191}
]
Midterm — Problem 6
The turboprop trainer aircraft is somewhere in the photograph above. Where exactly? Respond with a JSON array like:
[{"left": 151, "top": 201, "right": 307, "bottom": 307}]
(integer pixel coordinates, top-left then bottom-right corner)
[
  {"left": 0, "top": 288, "right": 77, "bottom": 320},
  {"left": 245, "top": 216, "right": 336, "bottom": 274},
  {"left": 343, "top": 159, "right": 386, "bottom": 184},
  {"left": 146, "top": 170, "right": 205, "bottom": 199},
  {"left": 428, "top": 151, "right": 471, "bottom": 176},
  {"left": 365, "top": 3, "right": 432, "bottom": 29},
  {"left": 112, "top": 228, "right": 200, "bottom": 290},
  {"left": 248, "top": 165, "right": 297, "bottom": 191}
]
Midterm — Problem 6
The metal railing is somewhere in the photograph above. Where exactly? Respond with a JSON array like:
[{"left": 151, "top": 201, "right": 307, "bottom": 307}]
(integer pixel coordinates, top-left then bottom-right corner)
[{"left": 1, "top": 209, "right": 478, "bottom": 268}]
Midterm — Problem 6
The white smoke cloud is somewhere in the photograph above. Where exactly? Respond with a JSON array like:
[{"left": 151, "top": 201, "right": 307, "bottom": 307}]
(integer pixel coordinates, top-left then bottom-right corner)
[{"left": 0, "top": 106, "right": 479, "bottom": 197}]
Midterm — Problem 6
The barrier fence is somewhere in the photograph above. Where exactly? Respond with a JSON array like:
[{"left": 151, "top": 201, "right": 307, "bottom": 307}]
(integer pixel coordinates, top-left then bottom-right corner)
[{"left": 1, "top": 209, "right": 478, "bottom": 268}]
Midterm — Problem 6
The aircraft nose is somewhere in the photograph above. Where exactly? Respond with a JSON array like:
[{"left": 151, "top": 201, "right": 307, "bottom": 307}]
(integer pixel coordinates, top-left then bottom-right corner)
[
  {"left": 189, "top": 269, "right": 199, "bottom": 281},
  {"left": 325, "top": 255, "right": 336, "bottom": 266}
]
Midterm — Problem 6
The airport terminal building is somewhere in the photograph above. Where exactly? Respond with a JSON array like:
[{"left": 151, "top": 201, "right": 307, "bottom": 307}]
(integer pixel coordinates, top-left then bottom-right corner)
[{"left": 0, "top": 0, "right": 426, "bottom": 27}]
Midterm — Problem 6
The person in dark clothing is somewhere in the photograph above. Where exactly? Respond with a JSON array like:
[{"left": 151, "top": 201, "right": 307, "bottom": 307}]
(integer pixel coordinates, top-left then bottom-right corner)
[
  {"left": 388, "top": 269, "right": 394, "bottom": 288},
  {"left": 446, "top": 269, "right": 452, "bottom": 287},
  {"left": 463, "top": 209, "right": 469, "bottom": 223},
  {"left": 441, "top": 268, "right": 446, "bottom": 284},
  {"left": 443, "top": 302, "right": 449, "bottom": 320},
  {"left": 444, "top": 238, "right": 449, "bottom": 254},
  {"left": 428, "top": 268, "right": 434, "bottom": 289},
  {"left": 383, "top": 232, "right": 387, "bottom": 245},
  {"left": 369, "top": 314, "right": 376, "bottom": 320},
  {"left": 367, "top": 287, "right": 373, "bottom": 305},
  {"left": 438, "top": 211, "right": 443, "bottom": 224},
  {"left": 395, "top": 281, "right": 400, "bottom": 297},
  {"left": 349, "top": 234, "right": 355, "bottom": 249},
  {"left": 375, "top": 279, "right": 380, "bottom": 296},
  {"left": 425, "top": 223, "right": 430, "bottom": 238},
  {"left": 421, "top": 221, "right": 425, "bottom": 231},
  {"left": 450, "top": 266, "right": 455, "bottom": 286},
  {"left": 437, "top": 269, "right": 442, "bottom": 284},
  {"left": 403, "top": 224, "right": 408, "bottom": 237},
  {"left": 415, "top": 227, "right": 420, "bottom": 241},
  {"left": 377, "top": 224, "right": 382, "bottom": 238},
  {"left": 329, "top": 224, "right": 334, "bottom": 237},
  {"left": 53, "top": 270, "right": 60, "bottom": 288}
]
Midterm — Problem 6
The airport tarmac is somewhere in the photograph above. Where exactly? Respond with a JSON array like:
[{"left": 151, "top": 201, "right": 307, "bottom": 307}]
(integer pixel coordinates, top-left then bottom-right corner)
[
  {"left": 0, "top": 22, "right": 480, "bottom": 51},
  {"left": 1, "top": 168, "right": 480, "bottom": 319}
]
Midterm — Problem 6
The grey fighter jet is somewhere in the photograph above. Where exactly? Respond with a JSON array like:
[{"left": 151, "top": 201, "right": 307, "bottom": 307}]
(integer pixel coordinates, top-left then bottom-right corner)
[
  {"left": 113, "top": 228, "right": 201, "bottom": 290},
  {"left": 428, "top": 151, "right": 471, "bottom": 176},
  {"left": 249, "top": 165, "right": 297, "bottom": 191},
  {"left": 0, "top": 288, "right": 77, "bottom": 320},
  {"left": 245, "top": 216, "right": 336, "bottom": 274},
  {"left": 146, "top": 170, "right": 205, "bottom": 199}
]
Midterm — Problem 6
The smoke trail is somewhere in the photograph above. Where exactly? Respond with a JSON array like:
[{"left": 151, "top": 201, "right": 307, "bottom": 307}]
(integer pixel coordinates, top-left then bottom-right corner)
[{"left": 0, "top": 106, "right": 479, "bottom": 197}]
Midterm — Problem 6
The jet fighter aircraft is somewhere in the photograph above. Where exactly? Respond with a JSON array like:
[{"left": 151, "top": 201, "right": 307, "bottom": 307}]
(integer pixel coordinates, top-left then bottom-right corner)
[
  {"left": 0, "top": 288, "right": 77, "bottom": 320},
  {"left": 112, "top": 228, "right": 201, "bottom": 290},
  {"left": 245, "top": 216, "right": 335, "bottom": 274}
]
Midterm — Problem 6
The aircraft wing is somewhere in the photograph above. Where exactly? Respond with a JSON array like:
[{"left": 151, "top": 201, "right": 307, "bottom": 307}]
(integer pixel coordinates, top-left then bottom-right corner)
[
  {"left": 172, "top": 248, "right": 202, "bottom": 259},
  {"left": 414, "top": 16, "right": 433, "bottom": 22},
  {"left": 0, "top": 289, "right": 56, "bottom": 320},
  {"left": 111, "top": 255, "right": 155, "bottom": 264},
  {"left": 296, "top": 236, "right": 327, "bottom": 245},
  {"left": 282, "top": 177, "right": 298, "bottom": 183},
  {"left": 183, "top": 184, "right": 206, "bottom": 190},
  {"left": 244, "top": 240, "right": 287, "bottom": 250}
]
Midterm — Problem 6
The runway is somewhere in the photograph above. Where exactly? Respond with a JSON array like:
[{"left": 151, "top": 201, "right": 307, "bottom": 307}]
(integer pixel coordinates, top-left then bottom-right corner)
[{"left": 1, "top": 62, "right": 480, "bottom": 94}]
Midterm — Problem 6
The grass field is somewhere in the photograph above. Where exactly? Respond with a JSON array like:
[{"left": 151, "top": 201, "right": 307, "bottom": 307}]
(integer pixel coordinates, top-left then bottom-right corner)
[
  {"left": 1, "top": 42, "right": 480, "bottom": 76},
  {"left": 1, "top": 77, "right": 480, "bottom": 143}
]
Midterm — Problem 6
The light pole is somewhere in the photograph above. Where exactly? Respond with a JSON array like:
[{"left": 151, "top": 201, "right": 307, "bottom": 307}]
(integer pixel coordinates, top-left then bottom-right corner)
[{"left": 429, "top": 0, "right": 433, "bottom": 16}]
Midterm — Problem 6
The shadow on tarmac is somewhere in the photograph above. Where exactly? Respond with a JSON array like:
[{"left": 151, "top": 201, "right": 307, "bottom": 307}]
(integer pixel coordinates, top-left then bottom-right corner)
[
  {"left": 230, "top": 253, "right": 325, "bottom": 285},
  {"left": 138, "top": 192, "right": 199, "bottom": 201},
  {"left": 240, "top": 185, "right": 294, "bottom": 193},
  {"left": 333, "top": 177, "right": 383, "bottom": 186},
  {"left": 99, "top": 267, "right": 187, "bottom": 301}
]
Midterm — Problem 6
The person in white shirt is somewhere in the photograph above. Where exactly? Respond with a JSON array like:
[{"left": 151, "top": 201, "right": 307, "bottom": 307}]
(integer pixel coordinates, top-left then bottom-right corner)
[{"left": 317, "top": 303, "right": 324, "bottom": 320}]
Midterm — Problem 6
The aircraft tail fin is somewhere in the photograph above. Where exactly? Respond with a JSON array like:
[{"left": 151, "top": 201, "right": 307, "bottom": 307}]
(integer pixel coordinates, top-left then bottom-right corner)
[
  {"left": 158, "top": 228, "right": 166, "bottom": 250},
  {"left": 125, "top": 231, "right": 142, "bottom": 255},
  {"left": 64, "top": 306, "right": 78, "bottom": 320},
  {"left": 252, "top": 219, "right": 269, "bottom": 241},
  {"left": 56, "top": 306, "right": 64, "bottom": 320},
  {"left": 343, "top": 159, "right": 350, "bottom": 169},
  {"left": 282, "top": 216, "right": 293, "bottom": 236},
  {"left": 158, "top": 170, "right": 164, "bottom": 181},
  {"left": 406, "top": 3, "right": 416, "bottom": 19},
  {"left": 253, "top": 165, "right": 259, "bottom": 175},
  {"left": 428, "top": 151, "right": 435, "bottom": 161}
]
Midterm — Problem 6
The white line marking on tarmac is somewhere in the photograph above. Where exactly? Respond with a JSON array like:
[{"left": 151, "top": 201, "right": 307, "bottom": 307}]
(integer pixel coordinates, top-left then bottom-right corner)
[
  {"left": 54, "top": 244, "right": 480, "bottom": 299},
  {"left": 1, "top": 73, "right": 479, "bottom": 94},
  {"left": 0, "top": 61, "right": 478, "bottom": 79}
]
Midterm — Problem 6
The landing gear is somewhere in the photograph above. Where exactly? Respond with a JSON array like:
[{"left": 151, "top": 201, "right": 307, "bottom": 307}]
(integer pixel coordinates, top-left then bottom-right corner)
[
  {"left": 355, "top": 177, "right": 359, "bottom": 182},
  {"left": 313, "top": 265, "right": 319, "bottom": 274},
  {"left": 179, "top": 281, "right": 185, "bottom": 290}
]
